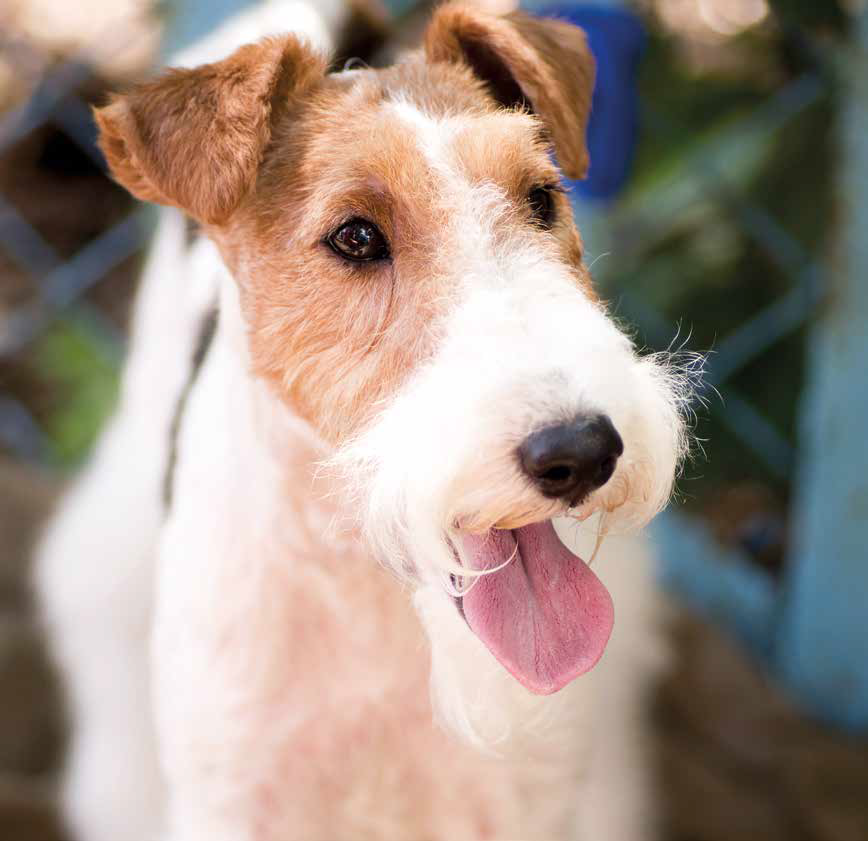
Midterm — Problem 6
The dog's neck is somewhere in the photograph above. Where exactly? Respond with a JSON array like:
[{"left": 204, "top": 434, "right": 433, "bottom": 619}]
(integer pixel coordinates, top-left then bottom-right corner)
[{"left": 241, "top": 277, "right": 346, "bottom": 532}]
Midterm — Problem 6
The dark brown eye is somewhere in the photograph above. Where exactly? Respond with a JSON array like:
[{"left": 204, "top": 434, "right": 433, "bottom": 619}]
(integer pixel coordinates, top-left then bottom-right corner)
[
  {"left": 327, "top": 218, "right": 390, "bottom": 262},
  {"left": 527, "top": 186, "right": 558, "bottom": 230}
]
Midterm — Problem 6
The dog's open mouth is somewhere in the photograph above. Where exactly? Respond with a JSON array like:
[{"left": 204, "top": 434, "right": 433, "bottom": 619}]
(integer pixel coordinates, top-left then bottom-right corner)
[{"left": 456, "top": 521, "right": 614, "bottom": 695}]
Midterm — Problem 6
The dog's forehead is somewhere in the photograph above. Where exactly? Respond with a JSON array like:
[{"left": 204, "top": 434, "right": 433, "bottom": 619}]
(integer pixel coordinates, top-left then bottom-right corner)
[
  {"left": 249, "top": 55, "right": 586, "bottom": 279},
  {"left": 297, "top": 57, "right": 558, "bottom": 191}
]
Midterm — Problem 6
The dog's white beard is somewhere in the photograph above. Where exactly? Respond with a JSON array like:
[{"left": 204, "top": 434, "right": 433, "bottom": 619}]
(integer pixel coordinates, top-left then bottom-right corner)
[
  {"left": 327, "top": 242, "right": 696, "bottom": 745},
  {"left": 330, "top": 263, "right": 691, "bottom": 567}
]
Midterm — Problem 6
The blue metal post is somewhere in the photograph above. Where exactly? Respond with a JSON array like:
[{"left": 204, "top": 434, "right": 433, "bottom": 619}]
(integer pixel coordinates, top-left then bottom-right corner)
[
  {"left": 774, "top": 9, "right": 868, "bottom": 731},
  {"left": 161, "top": 0, "right": 254, "bottom": 59}
]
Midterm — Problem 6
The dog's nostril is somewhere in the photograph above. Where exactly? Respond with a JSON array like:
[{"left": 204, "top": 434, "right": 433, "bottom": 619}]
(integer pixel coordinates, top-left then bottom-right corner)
[
  {"left": 518, "top": 414, "right": 623, "bottom": 504},
  {"left": 541, "top": 465, "right": 574, "bottom": 484}
]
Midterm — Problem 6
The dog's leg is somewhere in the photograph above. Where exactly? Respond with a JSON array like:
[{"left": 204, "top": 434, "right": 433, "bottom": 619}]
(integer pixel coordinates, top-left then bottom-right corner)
[
  {"left": 35, "top": 209, "right": 218, "bottom": 840},
  {"left": 151, "top": 532, "right": 284, "bottom": 841}
]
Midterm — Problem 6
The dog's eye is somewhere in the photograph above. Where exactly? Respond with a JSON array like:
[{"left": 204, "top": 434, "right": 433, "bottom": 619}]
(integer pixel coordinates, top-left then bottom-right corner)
[
  {"left": 527, "top": 186, "right": 558, "bottom": 230},
  {"left": 327, "top": 219, "right": 390, "bottom": 262}
]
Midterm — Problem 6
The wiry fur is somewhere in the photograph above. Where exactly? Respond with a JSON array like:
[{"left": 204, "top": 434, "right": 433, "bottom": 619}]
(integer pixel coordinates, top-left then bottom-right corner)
[
  {"left": 36, "top": 3, "right": 695, "bottom": 840},
  {"left": 327, "top": 171, "right": 690, "bottom": 588}
]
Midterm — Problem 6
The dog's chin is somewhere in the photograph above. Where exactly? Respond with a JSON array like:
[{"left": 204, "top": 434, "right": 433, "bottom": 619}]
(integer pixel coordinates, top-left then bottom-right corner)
[{"left": 451, "top": 518, "right": 614, "bottom": 695}]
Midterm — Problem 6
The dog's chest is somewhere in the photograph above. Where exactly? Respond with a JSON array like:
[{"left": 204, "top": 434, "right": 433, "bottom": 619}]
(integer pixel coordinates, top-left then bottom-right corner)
[{"left": 225, "top": 527, "right": 548, "bottom": 839}]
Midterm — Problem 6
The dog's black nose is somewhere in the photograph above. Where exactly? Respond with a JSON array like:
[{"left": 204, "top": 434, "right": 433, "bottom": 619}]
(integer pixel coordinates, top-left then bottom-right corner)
[{"left": 518, "top": 414, "right": 624, "bottom": 505}]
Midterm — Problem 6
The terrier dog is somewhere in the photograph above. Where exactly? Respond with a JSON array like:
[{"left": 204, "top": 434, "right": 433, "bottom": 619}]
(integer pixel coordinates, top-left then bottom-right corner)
[{"left": 36, "top": 3, "right": 692, "bottom": 839}]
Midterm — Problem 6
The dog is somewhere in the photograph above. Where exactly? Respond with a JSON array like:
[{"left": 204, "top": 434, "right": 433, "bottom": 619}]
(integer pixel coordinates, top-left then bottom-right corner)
[{"left": 35, "top": 2, "right": 693, "bottom": 839}]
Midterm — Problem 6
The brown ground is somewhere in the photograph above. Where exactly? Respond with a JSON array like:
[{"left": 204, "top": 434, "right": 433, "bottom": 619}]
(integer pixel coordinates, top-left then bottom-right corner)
[
  {"left": 0, "top": 455, "right": 866, "bottom": 841},
  {"left": 655, "top": 610, "right": 868, "bottom": 841},
  {"left": 0, "top": 458, "right": 66, "bottom": 840}
]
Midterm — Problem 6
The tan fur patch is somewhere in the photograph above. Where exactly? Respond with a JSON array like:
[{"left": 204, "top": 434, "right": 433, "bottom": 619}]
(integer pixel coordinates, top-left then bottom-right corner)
[
  {"left": 425, "top": 3, "right": 596, "bottom": 179},
  {"left": 95, "top": 37, "right": 327, "bottom": 224}
]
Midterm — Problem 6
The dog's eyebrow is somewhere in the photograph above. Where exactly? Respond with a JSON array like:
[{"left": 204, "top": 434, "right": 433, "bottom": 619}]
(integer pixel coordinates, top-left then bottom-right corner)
[{"left": 313, "top": 184, "right": 398, "bottom": 236}]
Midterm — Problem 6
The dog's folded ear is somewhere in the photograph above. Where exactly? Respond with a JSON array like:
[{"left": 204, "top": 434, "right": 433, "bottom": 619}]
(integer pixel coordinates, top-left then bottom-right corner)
[
  {"left": 425, "top": 4, "right": 595, "bottom": 180},
  {"left": 94, "top": 36, "right": 326, "bottom": 225}
]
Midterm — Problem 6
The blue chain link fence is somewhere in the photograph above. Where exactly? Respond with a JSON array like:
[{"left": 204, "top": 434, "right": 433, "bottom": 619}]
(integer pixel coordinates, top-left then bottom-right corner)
[{"left": 0, "top": 19, "right": 154, "bottom": 464}]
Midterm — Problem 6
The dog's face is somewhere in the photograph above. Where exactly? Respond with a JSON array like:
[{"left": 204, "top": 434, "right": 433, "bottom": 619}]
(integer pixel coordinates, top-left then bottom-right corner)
[{"left": 97, "top": 5, "right": 689, "bottom": 697}]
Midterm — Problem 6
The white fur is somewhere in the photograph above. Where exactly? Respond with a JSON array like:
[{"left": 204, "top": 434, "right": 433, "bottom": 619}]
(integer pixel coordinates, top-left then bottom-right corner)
[
  {"left": 34, "top": 208, "right": 220, "bottom": 841},
  {"left": 36, "top": 14, "right": 692, "bottom": 841}
]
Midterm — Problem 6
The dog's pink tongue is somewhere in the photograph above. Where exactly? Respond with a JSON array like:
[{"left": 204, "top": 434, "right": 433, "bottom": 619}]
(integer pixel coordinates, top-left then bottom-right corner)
[{"left": 460, "top": 521, "right": 614, "bottom": 695}]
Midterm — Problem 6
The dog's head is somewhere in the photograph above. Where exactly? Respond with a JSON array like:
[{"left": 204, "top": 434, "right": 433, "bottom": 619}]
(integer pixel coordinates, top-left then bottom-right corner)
[{"left": 96, "top": 4, "right": 691, "bottom": 700}]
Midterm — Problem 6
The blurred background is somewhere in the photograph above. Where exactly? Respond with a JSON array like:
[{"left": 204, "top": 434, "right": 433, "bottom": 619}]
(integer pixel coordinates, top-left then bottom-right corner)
[{"left": 0, "top": 0, "right": 866, "bottom": 838}]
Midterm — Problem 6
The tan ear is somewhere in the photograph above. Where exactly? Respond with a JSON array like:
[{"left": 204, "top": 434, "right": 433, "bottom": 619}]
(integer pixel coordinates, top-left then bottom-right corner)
[
  {"left": 94, "top": 36, "right": 326, "bottom": 225},
  {"left": 425, "top": 4, "right": 595, "bottom": 179}
]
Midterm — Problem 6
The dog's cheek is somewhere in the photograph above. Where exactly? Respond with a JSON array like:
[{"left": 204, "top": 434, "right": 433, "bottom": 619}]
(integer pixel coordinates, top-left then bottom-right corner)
[
  {"left": 601, "top": 356, "right": 687, "bottom": 529},
  {"left": 244, "top": 252, "right": 433, "bottom": 445}
]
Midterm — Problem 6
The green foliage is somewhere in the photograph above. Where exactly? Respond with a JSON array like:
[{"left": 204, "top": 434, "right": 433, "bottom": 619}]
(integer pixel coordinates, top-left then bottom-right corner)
[
  {"left": 601, "top": 11, "right": 838, "bottom": 504},
  {"left": 32, "top": 319, "right": 120, "bottom": 468}
]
